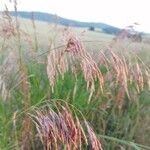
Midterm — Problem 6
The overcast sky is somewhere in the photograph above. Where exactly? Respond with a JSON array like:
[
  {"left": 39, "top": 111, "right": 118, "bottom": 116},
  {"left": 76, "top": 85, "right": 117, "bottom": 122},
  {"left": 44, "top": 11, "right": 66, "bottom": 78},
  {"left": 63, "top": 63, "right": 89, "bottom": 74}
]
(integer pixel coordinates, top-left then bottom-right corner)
[{"left": 0, "top": 0, "right": 150, "bottom": 32}]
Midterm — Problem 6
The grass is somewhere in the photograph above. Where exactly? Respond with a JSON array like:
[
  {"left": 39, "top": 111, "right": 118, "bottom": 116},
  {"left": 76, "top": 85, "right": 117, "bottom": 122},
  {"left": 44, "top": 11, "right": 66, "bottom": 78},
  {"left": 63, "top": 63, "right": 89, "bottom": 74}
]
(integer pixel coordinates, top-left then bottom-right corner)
[{"left": 0, "top": 8, "right": 150, "bottom": 150}]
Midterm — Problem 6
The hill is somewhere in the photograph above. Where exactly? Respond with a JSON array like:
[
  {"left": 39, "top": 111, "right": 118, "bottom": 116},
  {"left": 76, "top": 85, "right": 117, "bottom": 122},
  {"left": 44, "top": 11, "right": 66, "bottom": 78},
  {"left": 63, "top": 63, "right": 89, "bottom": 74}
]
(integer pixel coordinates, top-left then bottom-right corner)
[{"left": 10, "top": 11, "right": 121, "bottom": 34}]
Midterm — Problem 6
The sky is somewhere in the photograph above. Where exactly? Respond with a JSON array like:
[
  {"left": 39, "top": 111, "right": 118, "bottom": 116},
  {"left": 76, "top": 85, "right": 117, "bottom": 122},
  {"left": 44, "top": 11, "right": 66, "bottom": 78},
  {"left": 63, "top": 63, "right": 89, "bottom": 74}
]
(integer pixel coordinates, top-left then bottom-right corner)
[{"left": 0, "top": 0, "right": 150, "bottom": 33}]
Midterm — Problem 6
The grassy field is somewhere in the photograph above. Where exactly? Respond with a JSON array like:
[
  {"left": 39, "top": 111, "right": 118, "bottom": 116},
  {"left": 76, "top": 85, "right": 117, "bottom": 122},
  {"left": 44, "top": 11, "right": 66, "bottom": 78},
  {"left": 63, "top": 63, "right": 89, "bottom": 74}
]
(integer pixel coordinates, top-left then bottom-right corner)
[{"left": 0, "top": 12, "right": 150, "bottom": 150}]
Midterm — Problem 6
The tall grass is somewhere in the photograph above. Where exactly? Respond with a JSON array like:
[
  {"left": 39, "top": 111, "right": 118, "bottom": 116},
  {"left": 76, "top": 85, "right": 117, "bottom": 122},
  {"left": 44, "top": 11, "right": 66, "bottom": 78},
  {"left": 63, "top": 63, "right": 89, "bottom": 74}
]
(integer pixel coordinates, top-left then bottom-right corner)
[{"left": 0, "top": 3, "right": 150, "bottom": 150}]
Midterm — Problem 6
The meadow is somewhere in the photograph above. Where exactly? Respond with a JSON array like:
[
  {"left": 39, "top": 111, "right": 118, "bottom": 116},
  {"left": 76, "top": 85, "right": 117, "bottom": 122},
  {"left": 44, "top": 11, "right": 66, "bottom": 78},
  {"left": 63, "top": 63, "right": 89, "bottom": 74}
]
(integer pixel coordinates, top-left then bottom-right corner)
[{"left": 0, "top": 10, "right": 150, "bottom": 150}]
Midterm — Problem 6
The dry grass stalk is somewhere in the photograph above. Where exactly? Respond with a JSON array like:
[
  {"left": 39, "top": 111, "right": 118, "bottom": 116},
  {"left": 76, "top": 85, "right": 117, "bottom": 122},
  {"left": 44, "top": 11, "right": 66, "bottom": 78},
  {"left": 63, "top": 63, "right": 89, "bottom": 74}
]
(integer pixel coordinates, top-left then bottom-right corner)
[
  {"left": 98, "top": 51, "right": 110, "bottom": 70},
  {"left": 31, "top": 12, "right": 39, "bottom": 51},
  {"left": 47, "top": 44, "right": 68, "bottom": 92},
  {"left": 110, "top": 51, "right": 130, "bottom": 100},
  {"left": 85, "top": 121, "right": 103, "bottom": 150},
  {"left": 20, "top": 64, "right": 30, "bottom": 107},
  {"left": 0, "top": 50, "right": 19, "bottom": 101},
  {"left": 13, "top": 0, "right": 18, "bottom": 12},
  {"left": 80, "top": 56, "right": 104, "bottom": 102},
  {"left": 31, "top": 104, "right": 103, "bottom": 150},
  {"left": 130, "top": 62, "right": 144, "bottom": 93},
  {"left": 65, "top": 36, "right": 86, "bottom": 57},
  {"left": 47, "top": 33, "right": 104, "bottom": 102},
  {"left": 135, "top": 63, "right": 144, "bottom": 92},
  {"left": 116, "top": 86, "right": 126, "bottom": 109},
  {"left": 98, "top": 50, "right": 150, "bottom": 108},
  {"left": 47, "top": 49, "right": 57, "bottom": 92},
  {"left": 19, "top": 64, "right": 32, "bottom": 150},
  {"left": 0, "top": 75, "right": 10, "bottom": 101},
  {"left": 145, "top": 69, "right": 150, "bottom": 91},
  {"left": 0, "top": 7, "right": 16, "bottom": 39}
]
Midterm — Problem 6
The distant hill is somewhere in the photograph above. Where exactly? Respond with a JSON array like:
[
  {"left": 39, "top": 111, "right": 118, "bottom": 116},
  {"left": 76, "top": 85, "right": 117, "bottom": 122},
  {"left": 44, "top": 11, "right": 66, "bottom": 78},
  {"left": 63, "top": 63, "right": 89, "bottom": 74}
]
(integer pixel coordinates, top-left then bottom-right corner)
[{"left": 9, "top": 11, "right": 121, "bottom": 34}]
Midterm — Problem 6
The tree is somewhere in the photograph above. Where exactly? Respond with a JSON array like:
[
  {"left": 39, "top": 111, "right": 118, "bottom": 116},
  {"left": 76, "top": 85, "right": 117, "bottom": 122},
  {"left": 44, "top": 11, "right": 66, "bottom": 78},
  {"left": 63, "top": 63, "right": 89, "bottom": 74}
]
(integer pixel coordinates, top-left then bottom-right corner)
[{"left": 89, "top": 26, "right": 95, "bottom": 31}]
